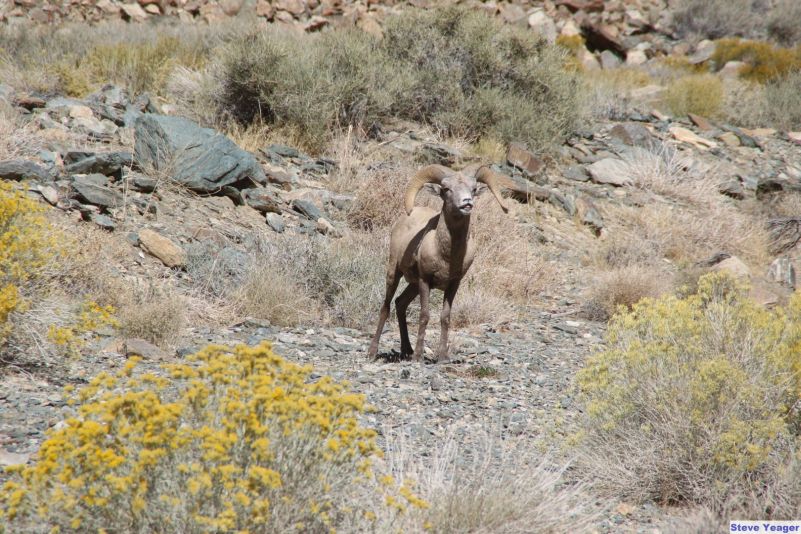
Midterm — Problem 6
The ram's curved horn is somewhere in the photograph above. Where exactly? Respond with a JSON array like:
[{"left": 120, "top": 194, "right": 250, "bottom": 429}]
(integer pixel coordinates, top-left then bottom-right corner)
[
  {"left": 474, "top": 165, "right": 511, "bottom": 213},
  {"left": 403, "top": 164, "right": 452, "bottom": 215}
]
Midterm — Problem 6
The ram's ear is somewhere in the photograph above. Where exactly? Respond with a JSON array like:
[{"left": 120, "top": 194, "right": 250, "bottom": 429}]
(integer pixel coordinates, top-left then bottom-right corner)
[
  {"left": 404, "top": 165, "right": 452, "bottom": 214},
  {"left": 474, "top": 166, "right": 511, "bottom": 213}
]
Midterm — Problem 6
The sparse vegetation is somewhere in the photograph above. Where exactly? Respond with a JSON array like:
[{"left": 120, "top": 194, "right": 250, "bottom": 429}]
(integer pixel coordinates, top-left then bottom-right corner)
[
  {"left": 672, "top": 0, "right": 756, "bottom": 40},
  {"left": 712, "top": 38, "right": 801, "bottom": 83},
  {"left": 212, "top": 7, "right": 580, "bottom": 152},
  {"left": 583, "top": 265, "right": 672, "bottom": 322},
  {"left": 767, "top": 0, "right": 801, "bottom": 47},
  {"left": 0, "top": 343, "right": 426, "bottom": 532},
  {"left": 119, "top": 287, "right": 186, "bottom": 348},
  {"left": 664, "top": 73, "right": 724, "bottom": 118},
  {"left": 578, "top": 273, "right": 801, "bottom": 517}
]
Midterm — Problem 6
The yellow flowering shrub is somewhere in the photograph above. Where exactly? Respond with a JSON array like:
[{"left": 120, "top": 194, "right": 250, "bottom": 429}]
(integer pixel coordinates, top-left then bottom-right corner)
[
  {"left": 0, "top": 342, "right": 424, "bottom": 532},
  {"left": 48, "top": 301, "right": 119, "bottom": 359},
  {"left": 712, "top": 38, "right": 801, "bottom": 82},
  {"left": 577, "top": 273, "right": 801, "bottom": 513},
  {"left": 0, "top": 181, "right": 57, "bottom": 347}
]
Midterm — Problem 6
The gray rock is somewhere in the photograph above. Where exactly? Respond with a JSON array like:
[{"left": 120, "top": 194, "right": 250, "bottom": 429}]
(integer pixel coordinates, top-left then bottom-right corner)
[
  {"left": 127, "top": 172, "right": 158, "bottom": 193},
  {"left": 124, "top": 338, "right": 167, "bottom": 360},
  {"left": 564, "top": 165, "right": 590, "bottom": 182},
  {"left": 719, "top": 179, "right": 746, "bottom": 199},
  {"left": 600, "top": 50, "right": 622, "bottom": 69},
  {"left": 0, "top": 160, "right": 50, "bottom": 182},
  {"left": 90, "top": 213, "right": 116, "bottom": 230},
  {"left": 417, "top": 142, "right": 462, "bottom": 166},
  {"left": 609, "top": 122, "right": 653, "bottom": 148},
  {"left": 134, "top": 114, "right": 266, "bottom": 193},
  {"left": 587, "top": 158, "right": 630, "bottom": 186},
  {"left": 292, "top": 199, "right": 323, "bottom": 221},
  {"left": 266, "top": 213, "right": 286, "bottom": 233},
  {"left": 74, "top": 173, "right": 110, "bottom": 187},
  {"left": 266, "top": 144, "right": 300, "bottom": 159},
  {"left": 507, "top": 143, "right": 543, "bottom": 176},
  {"left": 64, "top": 151, "right": 133, "bottom": 177},
  {"left": 71, "top": 180, "right": 122, "bottom": 209},
  {"left": 243, "top": 188, "right": 283, "bottom": 214}
]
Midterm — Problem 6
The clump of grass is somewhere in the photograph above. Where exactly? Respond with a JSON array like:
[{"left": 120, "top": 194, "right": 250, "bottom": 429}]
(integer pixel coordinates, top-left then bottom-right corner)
[
  {"left": 582, "top": 265, "right": 672, "bottom": 322},
  {"left": 213, "top": 7, "right": 580, "bottom": 153},
  {"left": 767, "top": 0, "right": 801, "bottom": 47},
  {"left": 467, "top": 365, "right": 499, "bottom": 379},
  {"left": 119, "top": 287, "right": 186, "bottom": 347},
  {"left": 235, "top": 264, "right": 318, "bottom": 327},
  {"left": 0, "top": 343, "right": 425, "bottom": 532},
  {"left": 384, "top": 429, "right": 598, "bottom": 532},
  {"left": 712, "top": 38, "right": 801, "bottom": 83},
  {"left": 577, "top": 272, "right": 801, "bottom": 518},
  {"left": 671, "top": 0, "right": 756, "bottom": 40},
  {"left": 763, "top": 70, "right": 801, "bottom": 131},
  {"left": 663, "top": 73, "right": 724, "bottom": 118}
]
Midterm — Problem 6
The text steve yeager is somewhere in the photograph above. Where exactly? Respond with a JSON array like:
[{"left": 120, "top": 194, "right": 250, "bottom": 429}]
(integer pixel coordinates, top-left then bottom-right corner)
[{"left": 731, "top": 522, "right": 801, "bottom": 533}]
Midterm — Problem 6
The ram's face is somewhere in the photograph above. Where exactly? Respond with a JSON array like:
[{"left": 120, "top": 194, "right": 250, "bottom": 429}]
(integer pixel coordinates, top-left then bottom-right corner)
[{"left": 440, "top": 174, "right": 477, "bottom": 216}]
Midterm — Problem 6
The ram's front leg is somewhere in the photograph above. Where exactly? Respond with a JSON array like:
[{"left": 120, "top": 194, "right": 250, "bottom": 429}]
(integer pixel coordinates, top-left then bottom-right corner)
[
  {"left": 413, "top": 278, "right": 431, "bottom": 362},
  {"left": 436, "top": 280, "right": 461, "bottom": 363}
]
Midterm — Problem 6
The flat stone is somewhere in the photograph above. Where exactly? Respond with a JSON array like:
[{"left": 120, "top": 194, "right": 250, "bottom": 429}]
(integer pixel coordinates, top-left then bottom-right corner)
[
  {"left": 688, "top": 113, "right": 715, "bottom": 131},
  {"left": 71, "top": 180, "right": 122, "bottom": 209},
  {"left": 266, "top": 213, "right": 285, "bottom": 233},
  {"left": 124, "top": 338, "right": 166, "bottom": 359},
  {"left": 718, "top": 132, "right": 741, "bottom": 147},
  {"left": 90, "top": 213, "right": 116, "bottom": 230},
  {"left": 608, "top": 122, "right": 653, "bottom": 147},
  {"left": 0, "top": 159, "right": 50, "bottom": 182},
  {"left": 292, "top": 198, "right": 323, "bottom": 221},
  {"left": 243, "top": 188, "right": 283, "bottom": 214},
  {"left": 506, "top": 143, "right": 543, "bottom": 175},
  {"left": 65, "top": 151, "right": 133, "bottom": 177},
  {"left": 138, "top": 228, "right": 186, "bottom": 268},
  {"left": 669, "top": 126, "right": 716, "bottom": 149},
  {"left": 564, "top": 165, "right": 589, "bottom": 182},
  {"left": 586, "top": 158, "right": 630, "bottom": 186}
]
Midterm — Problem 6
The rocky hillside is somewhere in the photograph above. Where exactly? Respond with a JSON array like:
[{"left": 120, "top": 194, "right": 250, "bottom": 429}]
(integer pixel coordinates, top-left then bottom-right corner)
[{"left": 1, "top": 1, "right": 801, "bottom": 532}]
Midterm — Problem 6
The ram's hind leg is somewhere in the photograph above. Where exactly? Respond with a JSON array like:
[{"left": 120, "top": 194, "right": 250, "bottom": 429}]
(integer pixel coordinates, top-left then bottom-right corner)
[
  {"left": 394, "top": 283, "right": 419, "bottom": 359},
  {"left": 368, "top": 269, "right": 401, "bottom": 360}
]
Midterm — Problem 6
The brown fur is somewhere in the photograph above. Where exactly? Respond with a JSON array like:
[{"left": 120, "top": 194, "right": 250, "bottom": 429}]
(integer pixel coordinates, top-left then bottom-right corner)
[{"left": 367, "top": 164, "right": 510, "bottom": 362}]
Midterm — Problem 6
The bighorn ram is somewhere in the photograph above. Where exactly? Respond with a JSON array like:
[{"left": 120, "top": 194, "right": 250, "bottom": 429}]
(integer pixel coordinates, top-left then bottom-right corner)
[{"left": 367, "top": 164, "right": 511, "bottom": 363}]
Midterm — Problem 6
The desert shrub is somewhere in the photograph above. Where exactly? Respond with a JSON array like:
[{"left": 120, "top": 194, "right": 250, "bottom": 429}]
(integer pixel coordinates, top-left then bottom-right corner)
[
  {"left": 712, "top": 38, "right": 801, "bottom": 82},
  {"left": 582, "top": 265, "right": 672, "bottom": 322},
  {"left": 119, "top": 287, "right": 186, "bottom": 347},
  {"left": 763, "top": 70, "right": 801, "bottom": 131},
  {"left": 577, "top": 273, "right": 801, "bottom": 516},
  {"left": 214, "top": 7, "right": 580, "bottom": 152},
  {"left": 81, "top": 36, "right": 208, "bottom": 96},
  {"left": 672, "top": 0, "right": 756, "bottom": 39},
  {"left": 0, "top": 182, "right": 58, "bottom": 349},
  {"left": 384, "top": 430, "right": 598, "bottom": 533},
  {"left": 235, "top": 263, "right": 318, "bottom": 327},
  {"left": 664, "top": 74, "right": 724, "bottom": 118},
  {"left": 767, "top": 0, "right": 801, "bottom": 46},
  {"left": 0, "top": 343, "right": 423, "bottom": 532}
]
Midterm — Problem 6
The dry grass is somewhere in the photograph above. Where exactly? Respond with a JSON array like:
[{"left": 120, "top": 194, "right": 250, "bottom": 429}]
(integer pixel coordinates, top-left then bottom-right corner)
[
  {"left": 663, "top": 74, "right": 724, "bottom": 119},
  {"left": 582, "top": 265, "right": 673, "bottom": 322},
  {"left": 672, "top": 0, "right": 756, "bottom": 40},
  {"left": 382, "top": 428, "right": 599, "bottom": 533},
  {"left": 234, "top": 263, "right": 318, "bottom": 327},
  {"left": 768, "top": 0, "right": 801, "bottom": 46},
  {"left": 119, "top": 285, "right": 186, "bottom": 347},
  {"left": 0, "top": 102, "right": 44, "bottom": 161}
]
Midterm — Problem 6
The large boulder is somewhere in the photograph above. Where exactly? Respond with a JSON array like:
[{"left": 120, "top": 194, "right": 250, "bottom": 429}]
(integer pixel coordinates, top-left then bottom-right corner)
[{"left": 133, "top": 114, "right": 266, "bottom": 193}]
